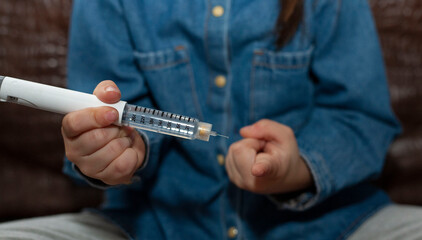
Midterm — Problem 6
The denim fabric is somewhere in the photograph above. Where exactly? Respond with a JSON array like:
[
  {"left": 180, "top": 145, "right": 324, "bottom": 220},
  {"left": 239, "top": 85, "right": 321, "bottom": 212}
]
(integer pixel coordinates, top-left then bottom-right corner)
[{"left": 64, "top": 0, "right": 401, "bottom": 239}]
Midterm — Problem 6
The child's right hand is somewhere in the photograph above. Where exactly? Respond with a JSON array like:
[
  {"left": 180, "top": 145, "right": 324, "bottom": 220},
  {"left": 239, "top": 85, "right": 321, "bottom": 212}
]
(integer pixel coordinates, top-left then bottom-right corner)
[{"left": 61, "top": 80, "right": 146, "bottom": 185}]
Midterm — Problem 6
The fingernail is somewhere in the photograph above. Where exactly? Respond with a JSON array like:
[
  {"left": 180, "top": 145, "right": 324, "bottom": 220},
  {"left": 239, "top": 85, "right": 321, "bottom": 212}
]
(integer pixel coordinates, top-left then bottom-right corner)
[
  {"left": 105, "top": 110, "right": 118, "bottom": 122},
  {"left": 105, "top": 86, "right": 119, "bottom": 93}
]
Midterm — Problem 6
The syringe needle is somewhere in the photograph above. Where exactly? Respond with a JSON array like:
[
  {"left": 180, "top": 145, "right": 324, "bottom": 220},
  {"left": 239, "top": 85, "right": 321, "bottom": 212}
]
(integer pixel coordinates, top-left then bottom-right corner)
[
  {"left": 217, "top": 134, "right": 229, "bottom": 139},
  {"left": 210, "top": 131, "right": 229, "bottom": 139}
]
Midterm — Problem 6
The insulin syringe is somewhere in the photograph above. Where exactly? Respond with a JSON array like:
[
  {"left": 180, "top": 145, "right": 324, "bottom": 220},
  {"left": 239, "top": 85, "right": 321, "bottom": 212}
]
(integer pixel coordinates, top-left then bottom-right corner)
[{"left": 0, "top": 76, "right": 228, "bottom": 141}]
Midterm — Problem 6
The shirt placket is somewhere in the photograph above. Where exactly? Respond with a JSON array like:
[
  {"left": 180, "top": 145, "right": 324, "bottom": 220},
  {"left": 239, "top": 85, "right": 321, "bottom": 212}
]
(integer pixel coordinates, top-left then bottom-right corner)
[
  {"left": 206, "top": 1, "right": 240, "bottom": 239},
  {"left": 205, "top": 0, "right": 230, "bottom": 112}
]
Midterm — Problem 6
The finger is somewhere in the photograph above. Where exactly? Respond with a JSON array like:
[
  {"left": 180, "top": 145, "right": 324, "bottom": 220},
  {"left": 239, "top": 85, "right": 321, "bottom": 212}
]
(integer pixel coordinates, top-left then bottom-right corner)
[
  {"left": 93, "top": 80, "right": 121, "bottom": 104},
  {"left": 96, "top": 148, "right": 140, "bottom": 185},
  {"left": 66, "top": 126, "right": 129, "bottom": 157},
  {"left": 226, "top": 139, "right": 265, "bottom": 187},
  {"left": 240, "top": 119, "right": 294, "bottom": 143},
  {"left": 251, "top": 153, "right": 275, "bottom": 177},
  {"left": 128, "top": 129, "right": 146, "bottom": 165},
  {"left": 225, "top": 150, "right": 245, "bottom": 188},
  {"left": 62, "top": 106, "right": 119, "bottom": 138},
  {"left": 252, "top": 142, "right": 286, "bottom": 178},
  {"left": 235, "top": 138, "right": 266, "bottom": 153},
  {"left": 227, "top": 139, "right": 264, "bottom": 173},
  {"left": 77, "top": 136, "right": 133, "bottom": 176}
]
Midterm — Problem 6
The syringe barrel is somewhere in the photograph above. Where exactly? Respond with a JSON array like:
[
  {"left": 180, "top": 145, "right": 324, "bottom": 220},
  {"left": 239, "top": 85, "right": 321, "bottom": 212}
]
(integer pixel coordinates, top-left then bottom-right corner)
[
  {"left": 122, "top": 104, "right": 213, "bottom": 141},
  {"left": 0, "top": 76, "right": 127, "bottom": 124}
]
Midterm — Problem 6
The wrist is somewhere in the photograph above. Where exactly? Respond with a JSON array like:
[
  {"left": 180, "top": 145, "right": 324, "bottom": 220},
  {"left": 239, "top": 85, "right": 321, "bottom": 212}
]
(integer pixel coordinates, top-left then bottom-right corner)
[
  {"left": 296, "top": 155, "right": 314, "bottom": 190},
  {"left": 273, "top": 155, "right": 314, "bottom": 194}
]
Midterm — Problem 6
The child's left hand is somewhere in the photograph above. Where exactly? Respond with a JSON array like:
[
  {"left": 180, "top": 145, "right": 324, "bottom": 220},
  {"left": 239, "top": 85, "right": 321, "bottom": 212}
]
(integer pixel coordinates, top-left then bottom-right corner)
[{"left": 225, "top": 119, "right": 313, "bottom": 194}]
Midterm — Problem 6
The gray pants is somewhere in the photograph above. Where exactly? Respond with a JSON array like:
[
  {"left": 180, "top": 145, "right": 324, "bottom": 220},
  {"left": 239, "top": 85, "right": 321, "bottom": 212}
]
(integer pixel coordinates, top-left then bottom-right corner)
[
  {"left": 0, "top": 211, "right": 128, "bottom": 240},
  {"left": 1, "top": 205, "right": 422, "bottom": 240},
  {"left": 348, "top": 204, "right": 422, "bottom": 240}
]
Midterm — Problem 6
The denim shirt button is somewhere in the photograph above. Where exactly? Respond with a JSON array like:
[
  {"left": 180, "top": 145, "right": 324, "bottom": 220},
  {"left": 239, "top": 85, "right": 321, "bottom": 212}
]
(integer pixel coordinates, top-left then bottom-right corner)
[
  {"left": 212, "top": 5, "right": 224, "bottom": 17},
  {"left": 217, "top": 154, "right": 225, "bottom": 166},
  {"left": 227, "top": 226, "right": 238, "bottom": 238},
  {"left": 214, "top": 75, "right": 226, "bottom": 88}
]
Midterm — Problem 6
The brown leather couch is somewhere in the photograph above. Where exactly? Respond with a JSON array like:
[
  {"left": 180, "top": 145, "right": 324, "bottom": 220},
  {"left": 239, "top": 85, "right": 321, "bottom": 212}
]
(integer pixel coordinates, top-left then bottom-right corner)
[
  {"left": 373, "top": 0, "right": 422, "bottom": 204},
  {"left": 0, "top": 0, "right": 421, "bottom": 221},
  {"left": 0, "top": 0, "right": 102, "bottom": 221}
]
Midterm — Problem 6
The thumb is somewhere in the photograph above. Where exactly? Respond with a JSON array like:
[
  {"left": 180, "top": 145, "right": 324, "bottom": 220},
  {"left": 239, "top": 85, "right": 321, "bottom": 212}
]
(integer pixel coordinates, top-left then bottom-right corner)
[
  {"left": 251, "top": 153, "right": 275, "bottom": 177},
  {"left": 93, "top": 80, "right": 122, "bottom": 104}
]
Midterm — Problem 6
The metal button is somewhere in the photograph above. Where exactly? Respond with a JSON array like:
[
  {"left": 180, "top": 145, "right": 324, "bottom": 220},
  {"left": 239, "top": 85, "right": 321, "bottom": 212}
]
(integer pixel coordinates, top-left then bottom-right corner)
[
  {"left": 217, "top": 154, "right": 225, "bottom": 166},
  {"left": 227, "top": 226, "right": 238, "bottom": 238},
  {"left": 212, "top": 6, "right": 224, "bottom": 17},
  {"left": 214, "top": 75, "right": 226, "bottom": 88}
]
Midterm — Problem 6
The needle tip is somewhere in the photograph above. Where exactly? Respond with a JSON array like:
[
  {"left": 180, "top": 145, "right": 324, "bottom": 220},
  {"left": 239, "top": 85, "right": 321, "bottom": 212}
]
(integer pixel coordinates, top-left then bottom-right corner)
[
  {"left": 210, "top": 131, "right": 229, "bottom": 139},
  {"left": 218, "top": 134, "right": 229, "bottom": 139}
]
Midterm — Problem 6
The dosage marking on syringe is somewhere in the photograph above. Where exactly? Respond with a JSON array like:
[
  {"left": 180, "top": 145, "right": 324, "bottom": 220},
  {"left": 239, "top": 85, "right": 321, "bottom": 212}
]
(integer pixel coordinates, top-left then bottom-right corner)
[
  {"left": 130, "top": 114, "right": 137, "bottom": 122},
  {"left": 127, "top": 114, "right": 193, "bottom": 133},
  {"left": 123, "top": 107, "right": 197, "bottom": 137},
  {"left": 129, "top": 110, "right": 194, "bottom": 123}
]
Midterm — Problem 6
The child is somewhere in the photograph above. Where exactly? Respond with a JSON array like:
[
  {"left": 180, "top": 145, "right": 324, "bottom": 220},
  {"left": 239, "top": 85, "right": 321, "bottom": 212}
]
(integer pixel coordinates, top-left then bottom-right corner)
[{"left": 2, "top": 0, "right": 420, "bottom": 239}]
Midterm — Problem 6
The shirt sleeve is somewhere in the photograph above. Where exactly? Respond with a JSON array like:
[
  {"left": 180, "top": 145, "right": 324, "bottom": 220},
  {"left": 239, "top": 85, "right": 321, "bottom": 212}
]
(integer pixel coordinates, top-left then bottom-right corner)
[
  {"left": 63, "top": 0, "right": 165, "bottom": 189},
  {"left": 275, "top": 0, "right": 401, "bottom": 210}
]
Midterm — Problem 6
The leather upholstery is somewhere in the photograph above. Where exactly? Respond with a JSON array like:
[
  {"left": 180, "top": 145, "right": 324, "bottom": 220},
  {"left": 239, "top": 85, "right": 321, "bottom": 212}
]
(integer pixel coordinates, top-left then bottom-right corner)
[
  {"left": 0, "top": 0, "right": 102, "bottom": 221},
  {"left": 371, "top": 0, "right": 422, "bottom": 204},
  {"left": 0, "top": 0, "right": 420, "bottom": 220}
]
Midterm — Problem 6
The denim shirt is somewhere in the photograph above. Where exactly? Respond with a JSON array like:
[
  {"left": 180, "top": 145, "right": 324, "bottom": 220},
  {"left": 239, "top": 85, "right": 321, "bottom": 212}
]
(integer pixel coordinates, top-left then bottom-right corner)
[{"left": 64, "top": 0, "right": 401, "bottom": 239}]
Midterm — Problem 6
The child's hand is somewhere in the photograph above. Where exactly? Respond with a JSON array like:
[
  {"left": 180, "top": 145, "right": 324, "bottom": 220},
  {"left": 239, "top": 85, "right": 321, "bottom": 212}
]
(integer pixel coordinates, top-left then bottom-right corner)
[
  {"left": 61, "top": 81, "right": 146, "bottom": 185},
  {"left": 225, "top": 119, "right": 313, "bottom": 194}
]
